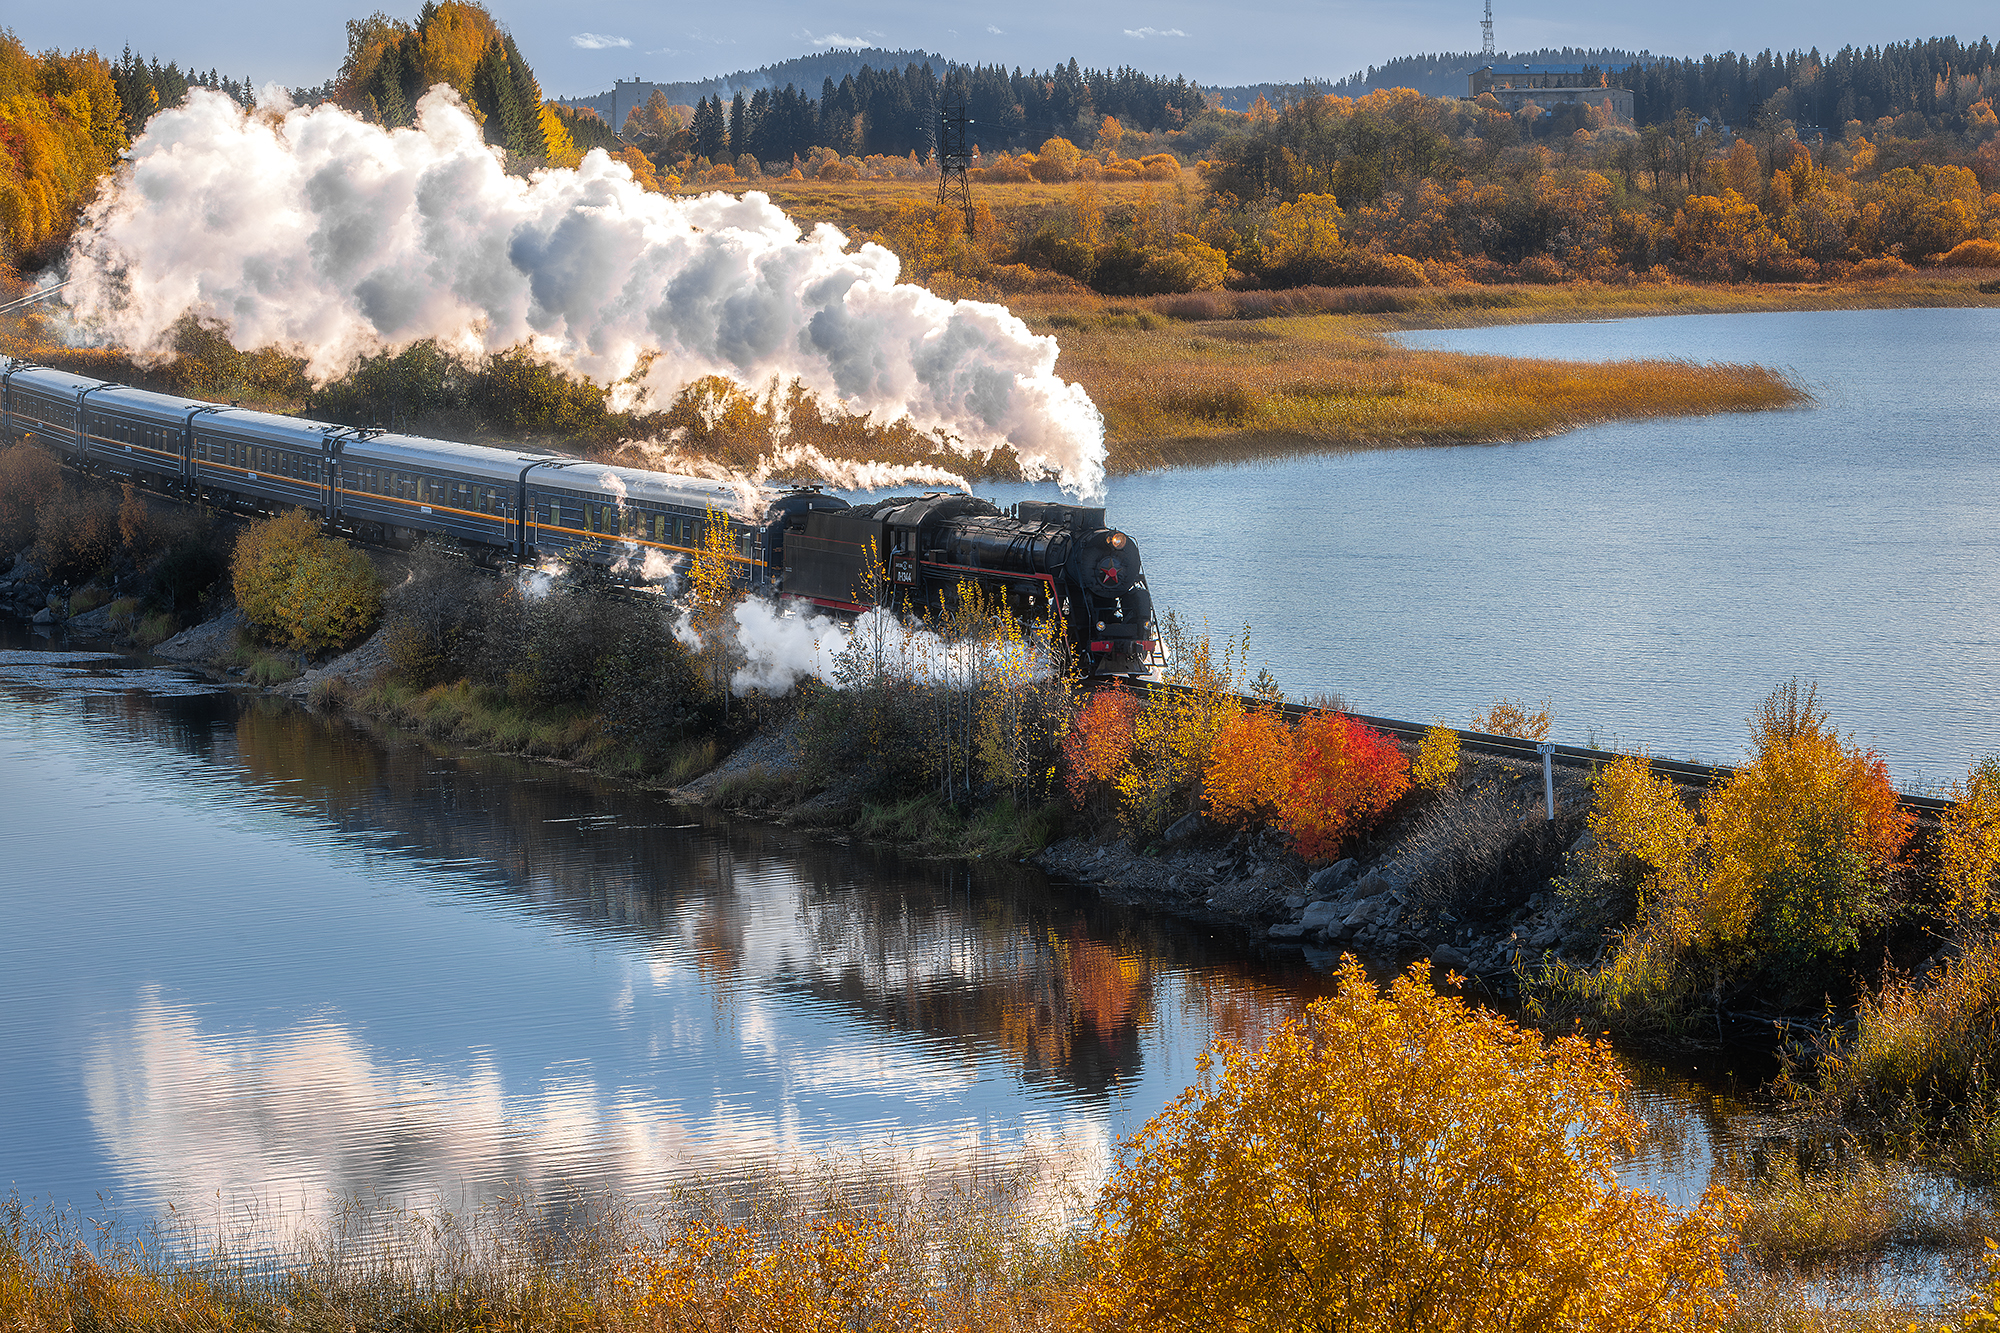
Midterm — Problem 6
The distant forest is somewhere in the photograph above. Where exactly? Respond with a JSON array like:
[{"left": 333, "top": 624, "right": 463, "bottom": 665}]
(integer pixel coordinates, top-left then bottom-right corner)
[
  {"left": 558, "top": 48, "right": 948, "bottom": 116},
  {"left": 1209, "top": 49, "right": 1652, "bottom": 107},
  {"left": 638, "top": 60, "right": 1208, "bottom": 160}
]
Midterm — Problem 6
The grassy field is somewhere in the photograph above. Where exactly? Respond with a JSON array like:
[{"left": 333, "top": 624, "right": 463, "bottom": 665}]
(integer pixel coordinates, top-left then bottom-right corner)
[{"left": 999, "top": 302, "right": 1810, "bottom": 473}]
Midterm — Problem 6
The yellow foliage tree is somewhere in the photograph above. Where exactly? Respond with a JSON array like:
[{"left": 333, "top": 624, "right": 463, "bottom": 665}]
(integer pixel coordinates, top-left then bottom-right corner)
[
  {"left": 1088, "top": 959, "right": 1741, "bottom": 1333},
  {"left": 538, "top": 102, "right": 579, "bottom": 168},
  {"left": 1411, "top": 721, "right": 1462, "bottom": 789},
  {"left": 1117, "top": 622, "right": 1243, "bottom": 834},
  {"left": 686, "top": 504, "right": 738, "bottom": 699},
  {"left": 1702, "top": 679, "right": 1910, "bottom": 959},
  {"left": 1583, "top": 681, "right": 1910, "bottom": 977},
  {"left": 0, "top": 36, "right": 126, "bottom": 265},
  {"left": 232, "top": 508, "right": 382, "bottom": 654},
  {"left": 1941, "top": 758, "right": 2000, "bottom": 927},
  {"left": 1263, "top": 192, "right": 1346, "bottom": 269}
]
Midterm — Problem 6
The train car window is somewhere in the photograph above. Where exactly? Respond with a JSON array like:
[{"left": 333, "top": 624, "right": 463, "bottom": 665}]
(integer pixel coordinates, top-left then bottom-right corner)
[
  {"left": 535, "top": 501, "right": 551, "bottom": 524},
  {"left": 588, "top": 504, "right": 602, "bottom": 533}
]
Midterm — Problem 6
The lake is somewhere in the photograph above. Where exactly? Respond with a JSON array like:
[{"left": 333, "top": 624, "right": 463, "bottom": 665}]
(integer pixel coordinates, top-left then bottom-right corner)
[
  {"left": 0, "top": 631, "right": 1754, "bottom": 1240},
  {"left": 992, "top": 307, "right": 2000, "bottom": 784}
]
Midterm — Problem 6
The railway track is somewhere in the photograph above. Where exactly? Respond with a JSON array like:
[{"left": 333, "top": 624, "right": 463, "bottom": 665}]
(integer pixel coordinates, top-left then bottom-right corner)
[{"left": 1125, "top": 676, "right": 1954, "bottom": 817}]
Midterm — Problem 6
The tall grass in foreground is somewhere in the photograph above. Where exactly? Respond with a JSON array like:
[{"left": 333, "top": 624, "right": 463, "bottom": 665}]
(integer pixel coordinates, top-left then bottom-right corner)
[
  {"left": 1790, "top": 932, "right": 2000, "bottom": 1180},
  {"left": 0, "top": 1156, "right": 1093, "bottom": 1333}
]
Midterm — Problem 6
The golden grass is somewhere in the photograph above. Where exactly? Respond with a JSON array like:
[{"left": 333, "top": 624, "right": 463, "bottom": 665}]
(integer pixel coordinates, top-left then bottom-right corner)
[
  {"left": 1021, "top": 308, "right": 1809, "bottom": 473},
  {"left": 1735, "top": 1156, "right": 1999, "bottom": 1267},
  {"left": 0, "top": 1157, "right": 1094, "bottom": 1333}
]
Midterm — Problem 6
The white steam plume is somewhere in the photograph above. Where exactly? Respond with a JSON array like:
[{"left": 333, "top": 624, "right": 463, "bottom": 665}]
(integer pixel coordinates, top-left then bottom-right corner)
[
  {"left": 727, "top": 598, "right": 1047, "bottom": 697},
  {"left": 62, "top": 87, "right": 1107, "bottom": 500}
]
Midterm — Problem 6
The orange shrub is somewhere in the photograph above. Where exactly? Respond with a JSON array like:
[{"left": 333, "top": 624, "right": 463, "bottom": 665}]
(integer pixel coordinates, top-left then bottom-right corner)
[
  {"left": 1063, "top": 685, "right": 1141, "bottom": 811},
  {"left": 1203, "top": 708, "right": 1292, "bottom": 828},
  {"left": 1940, "top": 238, "right": 2000, "bottom": 268},
  {"left": 1279, "top": 710, "right": 1409, "bottom": 860}
]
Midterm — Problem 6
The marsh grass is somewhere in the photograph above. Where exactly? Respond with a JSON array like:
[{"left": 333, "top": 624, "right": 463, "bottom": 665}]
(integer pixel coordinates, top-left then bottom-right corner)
[
  {"left": 0, "top": 1151, "right": 1094, "bottom": 1333},
  {"left": 853, "top": 793, "right": 1064, "bottom": 860},
  {"left": 244, "top": 653, "right": 299, "bottom": 687},
  {"left": 133, "top": 611, "right": 177, "bottom": 649},
  {"left": 1031, "top": 310, "right": 1811, "bottom": 472},
  {"left": 1736, "top": 1157, "right": 1999, "bottom": 1268},
  {"left": 1789, "top": 933, "right": 2000, "bottom": 1182}
]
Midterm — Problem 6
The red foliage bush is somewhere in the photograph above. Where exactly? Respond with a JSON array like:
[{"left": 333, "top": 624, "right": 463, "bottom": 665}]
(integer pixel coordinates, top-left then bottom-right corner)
[{"left": 1279, "top": 711, "right": 1410, "bottom": 860}]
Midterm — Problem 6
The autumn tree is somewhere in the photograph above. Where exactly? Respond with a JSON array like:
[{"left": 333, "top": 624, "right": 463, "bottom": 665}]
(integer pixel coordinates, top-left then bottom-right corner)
[
  {"left": 0, "top": 35, "right": 127, "bottom": 266},
  {"left": 1569, "top": 680, "right": 1913, "bottom": 1016},
  {"left": 1063, "top": 684, "right": 1141, "bottom": 816},
  {"left": 1202, "top": 707, "right": 1292, "bottom": 829},
  {"left": 1703, "top": 679, "right": 1910, "bottom": 960},
  {"left": 1941, "top": 757, "right": 2000, "bottom": 928},
  {"left": 0, "top": 441, "right": 62, "bottom": 549},
  {"left": 1412, "top": 722, "right": 1462, "bottom": 790},
  {"left": 685, "top": 504, "right": 739, "bottom": 701},
  {"left": 232, "top": 508, "right": 382, "bottom": 654},
  {"left": 1117, "top": 619, "right": 1244, "bottom": 833},
  {"left": 1088, "top": 959, "right": 1741, "bottom": 1333}
]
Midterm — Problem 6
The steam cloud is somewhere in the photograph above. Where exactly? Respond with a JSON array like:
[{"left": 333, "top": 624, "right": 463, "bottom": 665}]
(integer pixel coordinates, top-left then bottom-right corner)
[
  {"left": 727, "top": 599, "right": 1045, "bottom": 697},
  {"left": 62, "top": 87, "right": 1108, "bottom": 499}
]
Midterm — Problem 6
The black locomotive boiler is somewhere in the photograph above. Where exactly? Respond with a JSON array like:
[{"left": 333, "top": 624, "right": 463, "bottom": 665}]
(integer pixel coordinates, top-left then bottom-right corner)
[{"left": 769, "top": 491, "right": 1155, "bottom": 674}]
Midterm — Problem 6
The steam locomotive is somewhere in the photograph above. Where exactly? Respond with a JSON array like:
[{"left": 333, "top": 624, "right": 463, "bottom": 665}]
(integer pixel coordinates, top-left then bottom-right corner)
[{"left": 0, "top": 357, "right": 1156, "bottom": 673}]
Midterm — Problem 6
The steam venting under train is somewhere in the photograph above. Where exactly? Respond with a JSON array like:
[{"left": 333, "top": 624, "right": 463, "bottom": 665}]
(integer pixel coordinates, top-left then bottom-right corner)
[{"left": 0, "top": 358, "right": 1155, "bottom": 675}]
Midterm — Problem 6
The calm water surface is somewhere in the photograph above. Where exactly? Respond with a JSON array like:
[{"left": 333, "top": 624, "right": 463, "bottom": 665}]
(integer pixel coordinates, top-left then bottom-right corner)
[
  {"left": 992, "top": 307, "right": 2000, "bottom": 782},
  {"left": 0, "top": 634, "right": 1754, "bottom": 1237}
]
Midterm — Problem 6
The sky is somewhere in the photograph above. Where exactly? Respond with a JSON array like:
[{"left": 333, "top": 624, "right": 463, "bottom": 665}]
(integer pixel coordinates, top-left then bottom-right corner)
[{"left": 11, "top": 0, "right": 1994, "bottom": 98}]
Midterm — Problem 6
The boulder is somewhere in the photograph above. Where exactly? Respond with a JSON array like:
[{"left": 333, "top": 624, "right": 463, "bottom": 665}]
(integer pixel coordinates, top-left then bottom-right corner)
[
  {"left": 1162, "top": 811, "right": 1206, "bottom": 846},
  {"left": 1282, "top": 894, "right": 1307, "bottom": 912},
  {"left": 30, "top": 607, "right": 53, "bottom": 625},
  {"left": 1351, "top": 870, "right": 1394, "bottom": 900},
  {"left": 1343, "top": 896, "right": 1403, "bottom": 931},
  {"left": 1267, "top": 922, "right": 1308, "bottom": 941},
  {"left": 1305, "top": 858, "right": 1356, "bottom": 897},
  {"left": 1430, "top": 944, "right": 1470, "bottom": 972},
  {"left": 1298, "top": 900, "right": 1346, "bottom": 932}
]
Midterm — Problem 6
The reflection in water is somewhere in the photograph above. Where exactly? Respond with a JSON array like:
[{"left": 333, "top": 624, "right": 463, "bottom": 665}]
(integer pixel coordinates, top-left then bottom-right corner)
[{"left": 3, "top": 640, "right": 1340, "bottom": 1236}]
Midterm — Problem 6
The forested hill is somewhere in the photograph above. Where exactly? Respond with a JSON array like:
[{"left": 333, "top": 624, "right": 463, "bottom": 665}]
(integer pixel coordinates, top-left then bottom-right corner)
[
  {"left": 1207, "top": 48, "right": 1653, "bottom": 108},
  {"left": 558, "top": 49, "right": 946, "bottom": 119}
]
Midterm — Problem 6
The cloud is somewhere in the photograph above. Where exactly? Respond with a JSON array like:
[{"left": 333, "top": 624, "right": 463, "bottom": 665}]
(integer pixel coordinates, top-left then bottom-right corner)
[
  {"left": 801, "top": 29, "right": 878, "bottom": 47},
  {"left": 570, "top": 32, "right": 633, "bottom": 49},
  {"left": 986, "top": 24, "right": 1003, "bottom": 34},
  {"left": 1123, "top": 26, "right": 1188, "bottom": 38}
]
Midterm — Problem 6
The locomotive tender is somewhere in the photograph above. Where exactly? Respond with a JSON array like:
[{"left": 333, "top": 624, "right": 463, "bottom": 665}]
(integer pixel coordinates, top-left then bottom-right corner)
[{"left": 0, "top": 357, "right": 1155, "bottom": 673}]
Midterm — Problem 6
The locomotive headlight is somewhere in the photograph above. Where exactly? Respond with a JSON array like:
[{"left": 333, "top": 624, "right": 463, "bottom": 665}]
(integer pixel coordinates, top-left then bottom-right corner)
[
  {"left": 1108, "top": 532, "right": 1127, "bottom": 548},
  {"left": 1096, "top": 621, "right": 1105, "bottom": 630}
]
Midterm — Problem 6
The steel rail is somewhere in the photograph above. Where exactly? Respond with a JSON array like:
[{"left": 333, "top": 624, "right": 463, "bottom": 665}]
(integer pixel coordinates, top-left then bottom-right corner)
[{"left": 1124, "top": 676, "right": 1953, "bottom": 816}]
